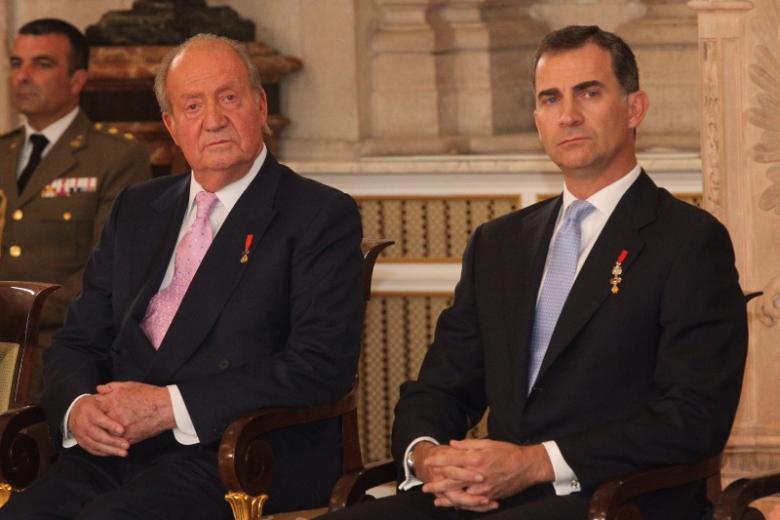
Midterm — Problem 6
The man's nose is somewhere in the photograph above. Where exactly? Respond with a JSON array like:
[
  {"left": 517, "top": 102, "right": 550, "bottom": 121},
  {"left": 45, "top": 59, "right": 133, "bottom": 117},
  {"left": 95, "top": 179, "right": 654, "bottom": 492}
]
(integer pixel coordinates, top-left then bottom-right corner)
[
  {"left": 204, "top": 101, "right": 227, "bottom": 129},
  {"left": 558, "top": 97, "right": 583, "bottom": 126},
  {"left": 11, "top": 63, "right": 32, "bottom": 82}
]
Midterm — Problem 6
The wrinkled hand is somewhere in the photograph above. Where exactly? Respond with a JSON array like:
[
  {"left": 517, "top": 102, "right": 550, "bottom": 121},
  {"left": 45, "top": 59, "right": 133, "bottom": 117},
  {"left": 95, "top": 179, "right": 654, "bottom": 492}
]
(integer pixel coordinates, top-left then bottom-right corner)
[
  {"left": 68, "top": 394, "right": 129, "bottom": 457},
  {"left": 422, "top": 439, "right": 553, "bottom": 512},
  {"left": 95, "top": 381, "right": 176, "bottom": 445}
]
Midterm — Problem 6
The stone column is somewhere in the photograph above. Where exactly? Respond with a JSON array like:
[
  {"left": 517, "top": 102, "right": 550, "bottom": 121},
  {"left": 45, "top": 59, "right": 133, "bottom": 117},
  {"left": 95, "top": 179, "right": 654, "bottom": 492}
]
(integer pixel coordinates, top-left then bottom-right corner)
[
  {"left": 366, "top": 0, "right": 546, "bottom": 155},
  {"left": 430, "top": 0, "right": 546, "bottom": 137},
  {"left": 368, "top": 0, "right": 448, "bottom": 153},
  {"left": 689, "top": 0, "right": 780, "bottom": 511}
]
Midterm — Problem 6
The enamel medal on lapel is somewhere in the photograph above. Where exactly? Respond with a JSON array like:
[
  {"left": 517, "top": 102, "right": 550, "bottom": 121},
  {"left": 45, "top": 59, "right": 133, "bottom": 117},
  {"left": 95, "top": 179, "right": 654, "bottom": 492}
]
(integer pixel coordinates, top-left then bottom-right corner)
[
  {"left": 610, "top": 249, "right": 628, "bottom": 294},
  {"left": 240, "top": 234, "right": 254, "bottom": 264}
]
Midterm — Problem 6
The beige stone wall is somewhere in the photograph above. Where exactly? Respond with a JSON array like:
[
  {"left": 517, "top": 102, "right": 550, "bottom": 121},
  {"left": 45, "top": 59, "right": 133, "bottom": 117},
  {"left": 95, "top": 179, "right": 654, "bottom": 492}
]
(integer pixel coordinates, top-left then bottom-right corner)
[{"left": 2, "top": 0, "right": 704, "bottom": 159}]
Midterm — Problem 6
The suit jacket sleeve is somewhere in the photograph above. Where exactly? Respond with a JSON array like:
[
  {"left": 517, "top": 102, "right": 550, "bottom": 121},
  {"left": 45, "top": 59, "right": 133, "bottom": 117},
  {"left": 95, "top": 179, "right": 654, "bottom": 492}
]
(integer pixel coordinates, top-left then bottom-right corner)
[
  {"left": 177, "top": 191, "right": 364, "bottom": 444},
  {"left": 554, "top": 214, "right": 747, "bottom": 489},
  {"left": 391, "top": 226, "right": 488, "bottom": 465},
  {"left": 41, "top": 187, "right": 127, "bottom": 442}
]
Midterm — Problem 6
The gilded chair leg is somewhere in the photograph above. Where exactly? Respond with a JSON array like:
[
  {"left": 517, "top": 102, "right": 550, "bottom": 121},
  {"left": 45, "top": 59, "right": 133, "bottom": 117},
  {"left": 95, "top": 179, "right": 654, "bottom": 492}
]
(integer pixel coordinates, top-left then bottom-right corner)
[
  {"left": 224, "top": 491, "right": 268, "bottom": 520},
  {"left": 0, "top": 482, "right": 12, "bottom": 508}
]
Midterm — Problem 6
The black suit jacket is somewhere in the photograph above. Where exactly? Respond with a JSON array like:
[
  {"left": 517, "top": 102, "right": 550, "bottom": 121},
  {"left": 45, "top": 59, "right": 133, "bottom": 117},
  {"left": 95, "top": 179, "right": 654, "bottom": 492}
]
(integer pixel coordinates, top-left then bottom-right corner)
[
  {"left": 392, "top": 172, "right": 747, "bottom": 518},
  {"left": 41, "top": 153, "right": 364, "bottom": 512}
]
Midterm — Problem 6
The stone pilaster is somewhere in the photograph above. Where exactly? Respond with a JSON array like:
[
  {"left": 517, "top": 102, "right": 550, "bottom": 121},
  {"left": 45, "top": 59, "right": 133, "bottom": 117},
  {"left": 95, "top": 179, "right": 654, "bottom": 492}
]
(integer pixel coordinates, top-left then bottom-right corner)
[{"left": 689, "top": 0, "right": 780, "bottom": 512}]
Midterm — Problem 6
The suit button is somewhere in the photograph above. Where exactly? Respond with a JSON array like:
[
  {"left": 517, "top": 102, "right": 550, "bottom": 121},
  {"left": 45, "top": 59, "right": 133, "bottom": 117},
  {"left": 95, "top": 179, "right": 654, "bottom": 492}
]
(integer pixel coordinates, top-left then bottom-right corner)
[
  {"left": 218, "top": 359, "right": 230, "bottom": 370},
  {"left": 8, "top": 245, "right": 21, "bottom": 257},
  {"left": 62, "top": 211, "right": 73, "bottom": 221},
  {"left": 12, "top": 209, "right": 23, "bottom": 221}
]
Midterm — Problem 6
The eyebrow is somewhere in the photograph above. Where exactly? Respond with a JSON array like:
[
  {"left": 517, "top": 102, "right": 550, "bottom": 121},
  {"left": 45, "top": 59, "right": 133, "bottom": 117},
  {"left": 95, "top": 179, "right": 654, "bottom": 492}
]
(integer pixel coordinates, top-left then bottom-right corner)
[
  {"left": 536, "top": 80, "right": 607, "bottom": 101},
  {"left": 573, "top": 80, "right": 605, "bottom": 92},
  {"left": 9, "top": 54, "right": 57, "bottom": 63}
]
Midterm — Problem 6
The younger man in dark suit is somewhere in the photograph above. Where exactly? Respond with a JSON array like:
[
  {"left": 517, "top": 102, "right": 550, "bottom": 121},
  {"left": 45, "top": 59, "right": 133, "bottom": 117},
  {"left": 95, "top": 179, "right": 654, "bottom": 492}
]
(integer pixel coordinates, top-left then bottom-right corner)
[
  {"left": 322, "top": 25, "right": 747, "bottom": 520},
  {"left": 0, "top": 33, "right": 363, "bottom": 519}
]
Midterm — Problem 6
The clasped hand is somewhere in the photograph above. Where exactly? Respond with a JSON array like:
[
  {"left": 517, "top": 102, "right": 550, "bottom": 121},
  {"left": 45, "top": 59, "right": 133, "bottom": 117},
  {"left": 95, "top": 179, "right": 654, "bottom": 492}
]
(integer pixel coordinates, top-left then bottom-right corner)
[
  {"left": 417, "top": 439, "right": 553, "bottom": 513},
  {"left": 67, "top": 381, "right": 175, "bottom": 457}
]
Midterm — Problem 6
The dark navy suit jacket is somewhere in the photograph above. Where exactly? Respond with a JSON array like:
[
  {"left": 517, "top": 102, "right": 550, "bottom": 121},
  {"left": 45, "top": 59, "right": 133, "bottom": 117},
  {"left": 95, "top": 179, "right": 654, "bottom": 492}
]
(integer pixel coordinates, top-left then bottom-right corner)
[{"left": 392, "top": 172, "right": 747, "bottom": 518}]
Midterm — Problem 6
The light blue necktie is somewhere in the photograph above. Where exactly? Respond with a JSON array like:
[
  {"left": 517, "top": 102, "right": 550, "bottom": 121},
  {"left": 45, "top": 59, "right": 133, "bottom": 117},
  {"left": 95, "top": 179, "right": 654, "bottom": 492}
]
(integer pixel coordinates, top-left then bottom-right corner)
[{"left": 528, "top": 200, "right": 595, "bottom": 393}]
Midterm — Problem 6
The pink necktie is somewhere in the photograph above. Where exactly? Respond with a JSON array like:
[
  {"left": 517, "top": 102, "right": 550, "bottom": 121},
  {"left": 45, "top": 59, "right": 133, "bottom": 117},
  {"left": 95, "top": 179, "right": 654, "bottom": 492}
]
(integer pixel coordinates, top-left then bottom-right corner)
[{"left": 141, "top": 191, "right": 219, "bottom": 349}]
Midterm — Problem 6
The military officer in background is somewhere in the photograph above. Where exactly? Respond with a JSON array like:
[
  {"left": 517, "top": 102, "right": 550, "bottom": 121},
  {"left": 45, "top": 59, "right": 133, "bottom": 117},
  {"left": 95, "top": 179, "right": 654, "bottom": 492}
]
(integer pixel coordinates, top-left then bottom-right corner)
[{"left": 0, "top": 18, "right": 150, "bottom": 363}]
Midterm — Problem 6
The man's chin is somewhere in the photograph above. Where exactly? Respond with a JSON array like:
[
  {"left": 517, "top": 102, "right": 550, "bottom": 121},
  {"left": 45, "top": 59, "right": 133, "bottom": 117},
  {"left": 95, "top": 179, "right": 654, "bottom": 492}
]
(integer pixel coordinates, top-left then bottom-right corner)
[{"left": 11, "top": 99, "right": 40, "bottom": 113}]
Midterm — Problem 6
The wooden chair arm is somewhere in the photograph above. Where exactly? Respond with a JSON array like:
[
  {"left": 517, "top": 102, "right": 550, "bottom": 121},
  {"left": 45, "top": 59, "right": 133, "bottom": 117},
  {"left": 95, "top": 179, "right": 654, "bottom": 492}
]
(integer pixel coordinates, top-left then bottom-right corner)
[
  {"left": 713, "top": 473, "right": 780, "bottom": 520},
  {"left": 329, "top": 459, "right": 397, "bottom": 511},
  {"left": 588, "top": 455, "right": 721, "bottom": 520},
  {"left": 218, "top": 388, "right": 358, "bottom": 497},
  {"left": 0, "top": 405, "right": 47, "bottom": 489}
]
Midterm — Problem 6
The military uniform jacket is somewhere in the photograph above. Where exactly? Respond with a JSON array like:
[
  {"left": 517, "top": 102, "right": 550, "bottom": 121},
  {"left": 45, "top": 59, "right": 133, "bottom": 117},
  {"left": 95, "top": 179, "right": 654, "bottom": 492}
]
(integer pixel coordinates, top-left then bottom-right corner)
[{"left": 0, "top": 110, "right": 151, "bottom": 337}]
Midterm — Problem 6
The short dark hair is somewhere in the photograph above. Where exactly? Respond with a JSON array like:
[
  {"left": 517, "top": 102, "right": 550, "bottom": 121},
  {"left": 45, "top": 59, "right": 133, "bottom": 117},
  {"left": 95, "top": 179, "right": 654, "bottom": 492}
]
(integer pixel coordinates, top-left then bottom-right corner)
[
  {"left": 19, "top": 18, "right": 89, "bottom": 73},
  {"left": 533, "top": 25, "right": 639, "bottom": 94}
]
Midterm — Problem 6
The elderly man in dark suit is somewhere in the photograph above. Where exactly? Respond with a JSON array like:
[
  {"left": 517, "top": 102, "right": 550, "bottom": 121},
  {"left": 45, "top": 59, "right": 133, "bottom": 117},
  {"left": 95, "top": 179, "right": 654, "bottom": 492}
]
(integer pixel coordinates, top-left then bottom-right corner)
[
  {"left": 321, "top": 25, "right": 747, "bottom": 520},
  {"left": 0, "top": 33, "right": 363, "bottom": 519}
]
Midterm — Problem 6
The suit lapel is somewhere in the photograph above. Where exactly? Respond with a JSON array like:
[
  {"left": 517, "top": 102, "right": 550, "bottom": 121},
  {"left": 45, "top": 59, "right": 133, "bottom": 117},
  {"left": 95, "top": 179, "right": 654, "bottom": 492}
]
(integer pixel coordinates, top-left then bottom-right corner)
[
  {"left": 502, "top": 198, "right": 560, "bottom": 411},
  {"left": 16, "top": 111, "right": 90, "bottom": 206},
  {"left": 0, "top": 131, "right": 24, "bottom": 209},
  {"left": 145, "top": 157, "right": 281, "bottom": 384},
  {"left": 535, "top": 172, "right": 658, "bottom": 384}
]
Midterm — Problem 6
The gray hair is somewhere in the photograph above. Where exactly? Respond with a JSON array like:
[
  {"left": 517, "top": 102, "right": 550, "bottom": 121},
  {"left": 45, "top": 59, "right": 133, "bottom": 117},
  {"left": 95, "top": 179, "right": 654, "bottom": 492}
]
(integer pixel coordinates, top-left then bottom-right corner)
[{"left": 154, "top": 33, "right": 263, "bottom": 114}]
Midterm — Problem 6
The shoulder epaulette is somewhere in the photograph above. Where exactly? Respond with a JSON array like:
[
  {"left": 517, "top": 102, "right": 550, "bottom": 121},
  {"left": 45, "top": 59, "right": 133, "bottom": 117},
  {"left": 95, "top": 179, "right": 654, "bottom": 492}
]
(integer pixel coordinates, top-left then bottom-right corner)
[{"left": 91, "top": 122, "right": 137, "bottom": 143}]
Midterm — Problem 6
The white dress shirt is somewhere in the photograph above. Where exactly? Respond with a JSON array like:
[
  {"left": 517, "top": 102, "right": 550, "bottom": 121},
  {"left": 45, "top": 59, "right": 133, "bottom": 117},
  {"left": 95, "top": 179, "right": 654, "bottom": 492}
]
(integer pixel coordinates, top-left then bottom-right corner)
[
  {"left": 62, "top": 145, "right": 268, "bottom": 447},
  {"left": 16, "top": 107, "right": 80, "bottom": 177},
  {"left": 400, "top": 164, "right": 643, "bottom": 495}
]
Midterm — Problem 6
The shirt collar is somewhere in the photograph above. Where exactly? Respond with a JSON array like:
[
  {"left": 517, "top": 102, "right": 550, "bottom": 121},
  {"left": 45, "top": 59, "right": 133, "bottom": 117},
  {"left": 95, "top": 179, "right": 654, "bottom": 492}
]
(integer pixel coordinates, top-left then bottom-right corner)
[
  {"left": 24, "top": 106, "right": 80, "bottom": 147},
  {"left": 561, "top": 164, "right": 642, "bottom": 217},
  {"left": 187, "top": 144, "right": 268, "bottom": 214}
]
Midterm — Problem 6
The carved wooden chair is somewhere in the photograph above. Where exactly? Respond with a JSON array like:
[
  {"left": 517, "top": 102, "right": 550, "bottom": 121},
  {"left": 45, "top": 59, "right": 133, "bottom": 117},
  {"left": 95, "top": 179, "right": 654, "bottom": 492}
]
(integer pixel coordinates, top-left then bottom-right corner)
[
  {"left": 0, "top": 282, "right": 60, "bottom": 411},
  {"left": 320, "top": 290, "right": 765, "bottom": 520},
  {"left": 0, "top": 281, "right": 59, "bottom": 506},
  {"left": 0, "top": 240, "right": 393, "bottom": 519}
]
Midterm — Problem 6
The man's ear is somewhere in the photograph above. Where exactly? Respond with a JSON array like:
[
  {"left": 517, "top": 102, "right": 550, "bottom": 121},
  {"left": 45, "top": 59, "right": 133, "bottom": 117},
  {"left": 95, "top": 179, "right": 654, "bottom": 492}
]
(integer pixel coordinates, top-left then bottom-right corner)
[
  {"left": 70, "top": 69, "right": 89, "bottom": 96},
  {"left": 162, "top": 111, "right": 179, "bottom": 146},
  {"left": 627, "top": 90, "right": 649, "bottom": 129}
]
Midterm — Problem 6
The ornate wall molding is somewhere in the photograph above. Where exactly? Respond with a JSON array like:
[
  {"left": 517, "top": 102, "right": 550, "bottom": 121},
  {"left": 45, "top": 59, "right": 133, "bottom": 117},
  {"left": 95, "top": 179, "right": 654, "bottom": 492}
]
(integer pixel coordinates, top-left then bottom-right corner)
[
  {"left": 747, "top": 1, "right": 780, "bottom": 217},
  {"left": 746, "top": 0, "right": 780, "bottom": 331}
]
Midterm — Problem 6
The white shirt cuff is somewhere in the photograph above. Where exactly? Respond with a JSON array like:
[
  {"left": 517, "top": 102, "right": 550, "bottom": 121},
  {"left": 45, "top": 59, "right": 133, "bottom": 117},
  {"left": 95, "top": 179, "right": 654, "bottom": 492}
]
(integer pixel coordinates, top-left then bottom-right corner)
[
  {"left": 167, "top": 385, "right": 200, "bottom": 445},
  {"left": 542, "top": 440, "right": 581, "bottom": 495},
  {"left": 62, "top": 394, "right": 90, "bottom": 448},
  {"left": 398, "top": 436, "right": 440, "bottom": 491}
]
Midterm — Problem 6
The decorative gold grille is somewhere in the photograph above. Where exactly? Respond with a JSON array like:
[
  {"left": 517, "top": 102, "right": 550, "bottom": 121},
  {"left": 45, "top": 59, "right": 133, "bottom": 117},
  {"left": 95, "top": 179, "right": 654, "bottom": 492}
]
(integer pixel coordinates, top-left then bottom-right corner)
[
  {"left": 360, "top": 294, "right": 452, "bottom": 463},
  {"left": 357, "top": 196, "right": 520, "bottom": 262}
]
